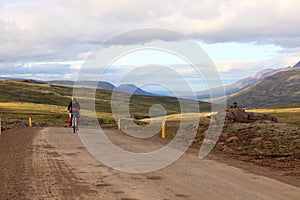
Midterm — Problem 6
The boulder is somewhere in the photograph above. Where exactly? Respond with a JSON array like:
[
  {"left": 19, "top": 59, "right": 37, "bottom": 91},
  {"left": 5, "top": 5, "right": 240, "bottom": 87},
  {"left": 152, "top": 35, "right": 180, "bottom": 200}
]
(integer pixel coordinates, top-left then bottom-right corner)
[
  {"left": 203, "top": 139, "right": 216, "bottom": 145},
  {"left": 226, "top": 136, "right": 239, "bottom": 143},
  {"left": 228, "top": 108, "right": 249, "bottom": 123},
  {"left": 251, "top": 137, "right": 263, "bottom": 144}
]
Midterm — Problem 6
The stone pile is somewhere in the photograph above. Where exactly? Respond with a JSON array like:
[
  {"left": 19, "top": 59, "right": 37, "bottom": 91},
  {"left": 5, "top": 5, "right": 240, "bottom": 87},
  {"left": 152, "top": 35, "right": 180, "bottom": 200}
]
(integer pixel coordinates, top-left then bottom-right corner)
[{"left": 208, "top": 102, "right": 278, "bottom": 123}]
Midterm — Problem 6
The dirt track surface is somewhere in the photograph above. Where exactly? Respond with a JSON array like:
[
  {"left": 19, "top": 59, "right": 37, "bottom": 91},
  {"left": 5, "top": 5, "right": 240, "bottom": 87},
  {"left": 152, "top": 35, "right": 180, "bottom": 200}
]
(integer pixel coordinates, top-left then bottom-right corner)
[
  {"left": 1, "top": 127, "right": 300, "bottom": 199},
  {"left": 0, "top": 127, "right": 40, "bottom": 199}
]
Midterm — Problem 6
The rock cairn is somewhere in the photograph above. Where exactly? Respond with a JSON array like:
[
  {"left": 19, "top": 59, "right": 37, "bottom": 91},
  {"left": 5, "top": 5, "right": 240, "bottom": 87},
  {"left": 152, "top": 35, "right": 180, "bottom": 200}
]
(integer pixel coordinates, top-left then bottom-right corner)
[{"left": 208, "top": 101, "right": 278, "bottom": 123}]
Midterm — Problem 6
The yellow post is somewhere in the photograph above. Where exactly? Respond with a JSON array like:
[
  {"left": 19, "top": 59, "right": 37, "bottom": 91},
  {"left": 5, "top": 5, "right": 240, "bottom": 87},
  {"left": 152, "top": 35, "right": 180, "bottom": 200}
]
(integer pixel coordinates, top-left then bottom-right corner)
[
  {"left": 0, "top": 118, "right": 2, "bottom": 135},
  {"left": 29, "top": 117, "right": 32, "bottom": 127},
  {"left": 118, "top": 118, "right": 121, "bottom": 130},
  {"left": 161, "top": 121, "right": 166, "bottom": 139}
]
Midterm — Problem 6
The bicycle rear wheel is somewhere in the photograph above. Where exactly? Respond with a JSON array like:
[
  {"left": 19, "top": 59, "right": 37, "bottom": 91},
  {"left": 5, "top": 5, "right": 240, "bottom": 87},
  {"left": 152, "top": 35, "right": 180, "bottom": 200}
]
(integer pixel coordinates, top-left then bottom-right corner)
[{"left": 72, "top": 116, "right": 77, "bottom": 133}]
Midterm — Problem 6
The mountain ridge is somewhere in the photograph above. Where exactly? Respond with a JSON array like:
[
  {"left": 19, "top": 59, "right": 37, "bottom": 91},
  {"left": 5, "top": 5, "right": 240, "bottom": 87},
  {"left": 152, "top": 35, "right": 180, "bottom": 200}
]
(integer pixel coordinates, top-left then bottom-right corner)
[
  {"left": 114, "top": 84, "right": 155, "bottom": 96},
  {"left": 292, "top": 61, "right": 300, "bottom": 68},
  {"left": 195, "top": 61, "right": 300, "bottom": 101},
  {"left": 226, "top": 67, "right": 300, "bottom": 108},
  {"left": 193, "top": 68, "right": 279, "bottom": 100},
  {"left": 47, "top": 80, "right": 155, "bottom": 96}
]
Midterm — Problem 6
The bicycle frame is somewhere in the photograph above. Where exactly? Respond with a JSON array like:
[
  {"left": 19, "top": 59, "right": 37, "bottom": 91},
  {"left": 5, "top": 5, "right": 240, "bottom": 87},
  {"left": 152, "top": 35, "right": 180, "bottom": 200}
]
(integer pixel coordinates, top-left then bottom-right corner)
[{"left": 71, "top": 113, "right": 79, "bottom": 133}]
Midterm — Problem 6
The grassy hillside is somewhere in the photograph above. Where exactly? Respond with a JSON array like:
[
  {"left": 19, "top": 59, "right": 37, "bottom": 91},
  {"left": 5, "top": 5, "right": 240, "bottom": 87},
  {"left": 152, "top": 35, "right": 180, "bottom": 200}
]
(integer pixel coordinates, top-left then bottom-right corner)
[
  {"left": 227, "top": 68, "right": 300, "bottom": 108},
  {"left": 0, "top": 80, "right": 71, "bottom": 105},
  {"left": 246, "top": 107, "right": 300, "bottom": 125},
  {"left": 0, "top": 80, "right": 211, "bottom": 126},
  {"left": 195, "top": 68, "right": 278, "bottom": 100}
]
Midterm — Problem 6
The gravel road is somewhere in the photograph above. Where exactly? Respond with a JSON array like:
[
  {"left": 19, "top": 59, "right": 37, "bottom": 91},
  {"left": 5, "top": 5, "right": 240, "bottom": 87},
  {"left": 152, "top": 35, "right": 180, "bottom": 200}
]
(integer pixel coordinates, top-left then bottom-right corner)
[{"left": 0, "top": 127, "right": 299, "bottom": 199}]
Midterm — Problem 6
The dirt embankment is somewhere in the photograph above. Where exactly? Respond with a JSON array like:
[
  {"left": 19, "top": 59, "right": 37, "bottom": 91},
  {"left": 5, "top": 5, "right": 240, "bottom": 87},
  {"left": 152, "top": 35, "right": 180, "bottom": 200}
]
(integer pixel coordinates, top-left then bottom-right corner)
[
  {"left": 0, "top": 118, "right": 51, "bottom": 133},
  {"left": 214, "top": 122, "right": 300, "bottom": 172},
  {"left": 192, "top": 106, "right": 299, "bottom": 176}
]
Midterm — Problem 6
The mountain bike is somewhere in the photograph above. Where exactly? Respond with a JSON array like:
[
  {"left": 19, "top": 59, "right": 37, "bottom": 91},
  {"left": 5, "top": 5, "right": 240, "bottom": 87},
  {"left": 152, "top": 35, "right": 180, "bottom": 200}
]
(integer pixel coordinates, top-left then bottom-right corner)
[{"left": 71, "top": 113, "right": 79, "bottom": 133}]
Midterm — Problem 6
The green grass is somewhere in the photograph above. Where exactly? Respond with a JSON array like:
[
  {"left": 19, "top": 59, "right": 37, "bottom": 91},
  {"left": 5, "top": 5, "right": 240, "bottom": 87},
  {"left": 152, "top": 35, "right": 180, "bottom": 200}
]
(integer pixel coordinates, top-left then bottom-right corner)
[
  {"left": 0, "top": 80, "right": 71, "bottom": 105},
  {"left": 246, "top": 107, "right": 300, "bottom": 125},
  {"left": 0, "top": 102, "right": 67, "bottom": 126},
  {"left": 0, "top": 80, "right": 211, "bottom": 127}
]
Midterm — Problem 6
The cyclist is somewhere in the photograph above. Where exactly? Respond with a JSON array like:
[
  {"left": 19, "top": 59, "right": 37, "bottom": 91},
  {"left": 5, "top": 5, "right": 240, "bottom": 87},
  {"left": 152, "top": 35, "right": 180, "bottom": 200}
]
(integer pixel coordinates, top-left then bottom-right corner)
[{"left": 68, "top": 97, "right": 80, "bottom": 130}]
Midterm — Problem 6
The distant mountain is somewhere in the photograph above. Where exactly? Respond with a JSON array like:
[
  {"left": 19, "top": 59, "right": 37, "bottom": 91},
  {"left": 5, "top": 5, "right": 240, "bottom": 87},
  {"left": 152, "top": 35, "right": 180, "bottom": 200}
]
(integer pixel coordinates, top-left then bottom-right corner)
[
  {"left": 97, "top": 81, "right": 115, "bottom": 90},
  {"left": 115, "top": 84, "right": 155, "bottom": 96},
  {"left": 226, "top": 67, "right": 300, "bottom": 108},
  {"left": 292, "top": 61, "right": 300, "bottom": 68},
  {"left": 194, "top": 68, "right": 278, "bottom": 100},
  {"left": 0, "top": 77, "right": 20, "bottom": 80},
  {"left": 0, "top": 77, "right": 45, "bottom": 82},
  {"left": 232, "top": 68, "right": 278, "bottom": 88},
  {"left": 47, "top": 80, "right": 155, "bottom": 96},
  {"left": 47, "top": 80, "right": 115, "bottom": 90}
]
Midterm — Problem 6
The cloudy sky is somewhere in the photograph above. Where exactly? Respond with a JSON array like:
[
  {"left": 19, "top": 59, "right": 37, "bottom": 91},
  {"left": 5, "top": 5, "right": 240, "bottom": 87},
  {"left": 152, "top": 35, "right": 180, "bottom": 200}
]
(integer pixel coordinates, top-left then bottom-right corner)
[{"left": 1, "top": 0, "right": 300, "bottom": 91}]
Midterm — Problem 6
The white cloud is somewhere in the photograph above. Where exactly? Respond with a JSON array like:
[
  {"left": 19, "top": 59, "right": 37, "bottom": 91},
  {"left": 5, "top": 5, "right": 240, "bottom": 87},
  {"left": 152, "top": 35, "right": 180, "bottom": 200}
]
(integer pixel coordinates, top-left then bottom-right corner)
[
  {"left": 215, "top": 53, "right": 300, "bottom": 73},
  {"left": 0, "top": 0, "right": 300, "bottom": 63},
  {"left": 0, "top": 0, "right": 300, "bottom": 86},
  {"left": 0, "top": 61, "right": 77, "bottom": 80}
]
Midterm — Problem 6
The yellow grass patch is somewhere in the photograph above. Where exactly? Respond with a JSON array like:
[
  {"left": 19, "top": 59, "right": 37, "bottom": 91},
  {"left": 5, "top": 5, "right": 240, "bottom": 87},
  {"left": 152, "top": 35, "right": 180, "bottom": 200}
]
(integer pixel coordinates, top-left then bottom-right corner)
[
  {"left": 0, "top": 102, "right": 67, "bottom": 114},
  {"left": 140, "top": 112, "right": 210, "bottom": 123},
  {"left": 246, "top": 107, "right": 300, "bottom": 113},
  {"left": 246, "top": 107, "right": 300, "bottom": 125}
]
